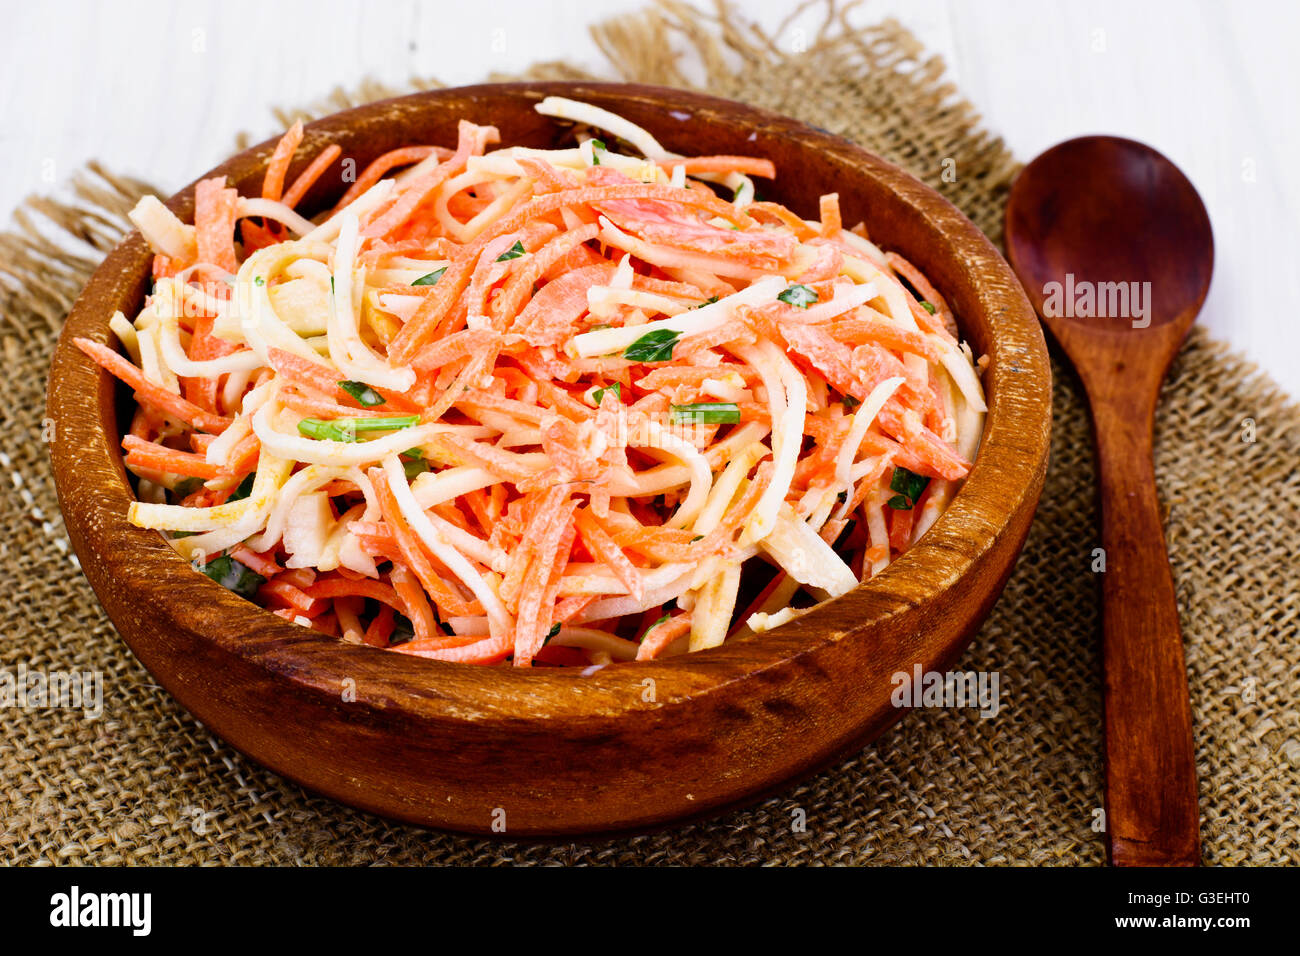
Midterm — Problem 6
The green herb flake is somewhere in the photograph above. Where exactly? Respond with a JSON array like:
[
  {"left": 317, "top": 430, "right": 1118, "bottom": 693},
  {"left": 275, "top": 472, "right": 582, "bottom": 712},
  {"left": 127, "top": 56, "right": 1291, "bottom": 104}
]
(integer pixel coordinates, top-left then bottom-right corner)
[
  {"left": 401, "top": 444, "right": 430, "bottom": 479},
  {"left": 200, "top": 554, "right": 265, "bottom": 600},
  {"left": 690, "top": 535, "right": 704, "bottom": 543},
  {"left": 670, "top": 402, "right": 740, "bottom": 425},
  {"left": 172, "top": 477, "right": 204, "bottom": 499},
  {"left": 641, "top": 612, "right": 671, "bottom": 640},
  {"left": 388, "top": 613, "right": 416, "bottom": 646},
  {"left": 495, "top": 240, "right": 526, "bottom": 262},
  {"left": 338, "top": 380, "right": 384, "bottom": 407},
  {"left": 403, "top": 457, "right": 431, "bottom": 480},
  {"left": 777, "top": 284, "right": 819, "bottom": 309},
  {"left": 592, "top": 382, "right": 622, "bottom": 405},
  {"left": 887, "top": 466, "right": 931, "bottom": 511},
  {"left": 350, "top": 416, "right": 418, "bottom": 432},
  {"left": 226, "top": 472, "right": 256, "bottom": 502},
  {"left": 589, "top": 138, "right": 606, "bottom": 165},
  {"left": 253, "top": 276, "right": 265, "bottom": 287},
  {"left": 841, "top": 394, "right": 861, "bottom": 412},
  {"left": 920, "top": 300, "right": 937, "bottom": 314},
  {"left": 690, "top": 295, "right": 720, "bottom": 310},
  {"left": 412, "top": 267, "right": 447, "bottom": 287},
  {"left": 297, "top": 415, "right": 418, "bottom": 443},
  {"left": 546, "top": 622, "right": 562, "bottom": 641},
  {"left": 623, "top": 328, "right": 681, "bottom": 363}
]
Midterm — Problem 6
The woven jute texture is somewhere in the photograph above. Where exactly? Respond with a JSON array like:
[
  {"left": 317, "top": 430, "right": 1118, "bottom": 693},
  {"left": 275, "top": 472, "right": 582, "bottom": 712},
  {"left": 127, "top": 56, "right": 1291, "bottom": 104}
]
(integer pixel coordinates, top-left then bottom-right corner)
[{"left": 2, "top": 2, "right": 1297, "bottom": 865}]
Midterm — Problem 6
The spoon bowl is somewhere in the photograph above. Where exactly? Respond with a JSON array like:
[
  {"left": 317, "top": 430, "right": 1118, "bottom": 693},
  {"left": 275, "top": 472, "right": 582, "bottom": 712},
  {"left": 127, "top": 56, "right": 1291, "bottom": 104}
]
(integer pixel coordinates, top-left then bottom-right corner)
[{"left": 1007, "top": 135, "right": 1213, "bottom": 335}]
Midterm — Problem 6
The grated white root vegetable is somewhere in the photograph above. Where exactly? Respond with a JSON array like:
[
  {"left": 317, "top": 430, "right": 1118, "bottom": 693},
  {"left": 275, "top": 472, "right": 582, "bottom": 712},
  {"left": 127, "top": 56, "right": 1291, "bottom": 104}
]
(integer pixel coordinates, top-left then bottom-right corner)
[
  {"left": 570, "top": 275, "right": 786, "bottom": 358},
  {"left": 535, "top": 96, "right": 676, "bottom": 162},
  {"left": 747, "top": 606, "right": 801, "bottom": 634},
  {"left": 633, "top": 420, "right": 714, "bottom": 530},
  {"left": 759, "top": 508, "right": 859, "bottom": 598},
  {"left": 128, "top": 195, "right": 196, "bottom": 262},
  {"left": 832, "top": 375, "right": 905, "bottom": 521},
  {"left": 381, "top": 456, "right": 514, "bottom": 642},
  {"left": 689, "top": 561, "right": 742, "bottom": 651},
  {"left": 327, "top": 213, "right": 416, "bottom": 391},
  {"left": 732, "top": 339, "right": 805, "bottom": 546}
]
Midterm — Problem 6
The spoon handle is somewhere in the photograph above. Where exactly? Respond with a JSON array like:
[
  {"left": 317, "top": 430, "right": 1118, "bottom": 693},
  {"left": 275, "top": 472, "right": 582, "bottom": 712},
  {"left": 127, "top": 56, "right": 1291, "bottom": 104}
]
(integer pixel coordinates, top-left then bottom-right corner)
[{"left": 1090, "top": 389, "right": 1200, "bottom": 866}]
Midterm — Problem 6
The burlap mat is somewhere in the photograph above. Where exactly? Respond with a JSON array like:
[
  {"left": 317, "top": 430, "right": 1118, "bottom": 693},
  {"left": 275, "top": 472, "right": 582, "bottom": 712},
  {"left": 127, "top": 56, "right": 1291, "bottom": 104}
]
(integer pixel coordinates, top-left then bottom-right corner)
[{"left": 2, "top": 1, "right": 1296, "bottom": 865}]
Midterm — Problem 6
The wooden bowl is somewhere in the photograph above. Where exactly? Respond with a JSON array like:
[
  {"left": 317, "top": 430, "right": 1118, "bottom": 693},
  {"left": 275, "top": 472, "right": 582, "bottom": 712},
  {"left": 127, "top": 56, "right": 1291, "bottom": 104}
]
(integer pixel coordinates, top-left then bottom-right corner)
[{"left": 47, "top": 83, "right": 1051, "bottom": 836}]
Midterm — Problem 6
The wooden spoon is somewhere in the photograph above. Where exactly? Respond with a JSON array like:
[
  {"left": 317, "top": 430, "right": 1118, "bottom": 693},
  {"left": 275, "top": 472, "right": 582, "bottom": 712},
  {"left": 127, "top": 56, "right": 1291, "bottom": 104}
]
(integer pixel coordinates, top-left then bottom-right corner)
[{"left": 1005, "top": 136, "right": 1214, "bottom": 866}]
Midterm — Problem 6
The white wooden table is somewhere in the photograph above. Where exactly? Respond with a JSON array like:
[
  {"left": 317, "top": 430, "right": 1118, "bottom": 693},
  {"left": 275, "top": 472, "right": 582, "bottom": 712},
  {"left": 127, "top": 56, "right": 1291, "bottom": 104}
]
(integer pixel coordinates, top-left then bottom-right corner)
[{"left": 3, "top": 0, "right": 1295, "bottom": 395}]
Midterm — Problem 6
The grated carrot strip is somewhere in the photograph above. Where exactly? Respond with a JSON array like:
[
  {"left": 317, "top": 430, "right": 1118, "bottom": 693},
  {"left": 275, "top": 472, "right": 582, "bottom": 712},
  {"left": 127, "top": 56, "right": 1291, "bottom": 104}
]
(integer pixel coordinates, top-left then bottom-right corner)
[{"left": 262, "top": 122, "right": 305, "bottom": 202}]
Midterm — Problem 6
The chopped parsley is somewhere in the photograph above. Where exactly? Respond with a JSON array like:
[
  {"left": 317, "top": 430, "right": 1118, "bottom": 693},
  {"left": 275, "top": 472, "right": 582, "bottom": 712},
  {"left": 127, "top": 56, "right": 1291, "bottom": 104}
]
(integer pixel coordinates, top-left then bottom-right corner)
[
  {"left": 841, "top": 394, "right": 861, "bottom": 413},
  {"left": 589, "top": 138, "right": 606, "bottom": 164},
  {"left": 495, "top": 240, "right": 526, "bottom": 262},
  {"left": 388, "top": 613, "right": 416, "bottom": 646},
  {"left": 412, "top": 267, "right": 447, "bottom": 286},
  {"left": 592, "top": 382, "right": 622, "bottom": 405},
  {"left": 920, "top": 301, "right": 937, "bottom": 314},
  {"left": 172, "top": 477, "right": 204, "bottom": 499},
  {"left": 623, "top": 328, "right": 680, "bottom": 363},
  {"left": 401, "top": 447, "right": 430, "bottom": 480},
  {"left": 199, "top": 554, "right": 265, "bottom": 600},
  {"left": 690, "top": 295, "right": 720, "bottom": 310},
  {"left": 886, "top": 465, "right": 931, "bottom": 511},
  {"left": 226, "top": 472, "right": 256, "bottom": 502},
  {"left": 777, "top": 284, "right": 819, "bottom": 309}
]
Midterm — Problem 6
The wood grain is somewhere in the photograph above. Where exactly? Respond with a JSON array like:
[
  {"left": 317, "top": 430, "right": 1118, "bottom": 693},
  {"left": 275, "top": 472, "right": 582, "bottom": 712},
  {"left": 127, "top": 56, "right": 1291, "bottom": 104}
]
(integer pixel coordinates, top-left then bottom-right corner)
[
  {"left": 1005, "top": 135, "right": 1213, "bottom": 865},
  {"left": 47, "top": 83, "right": 1052, "bottom": 836}
]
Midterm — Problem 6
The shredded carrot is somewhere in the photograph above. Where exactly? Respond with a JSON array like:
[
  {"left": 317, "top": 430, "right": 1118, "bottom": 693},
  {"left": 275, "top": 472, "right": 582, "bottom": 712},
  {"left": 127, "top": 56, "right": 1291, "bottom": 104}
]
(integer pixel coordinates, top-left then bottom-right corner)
[
  {"left": 75, "top": 338, "right": 233, "bottom": 434},
  {"left": 122, "top": 436, "right": 222, "bottom": 479},
  {"left": 636, "top": 613, "right": 692, "bottom": 661},
  {"left": 819, "top": 193, "right": 842, "bottom": 237},
  {"left": 660, "top": 156, "right": 777, "bottom": 178},
  {"left": 194, "top": 177, "right": 240, "bottom": 274},
  {"left": 263, "top": 121, "right": 304, "bottom": 202},
  {"left": 283, "top": 143, "right": 342, "bottom": 209},
  {"left": 333, "top": 146, "right": 445, "bottom": 212}
]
